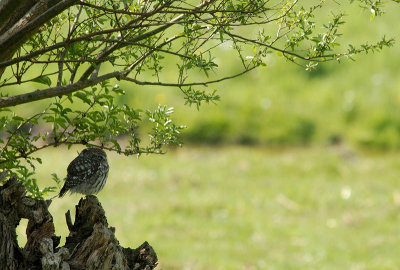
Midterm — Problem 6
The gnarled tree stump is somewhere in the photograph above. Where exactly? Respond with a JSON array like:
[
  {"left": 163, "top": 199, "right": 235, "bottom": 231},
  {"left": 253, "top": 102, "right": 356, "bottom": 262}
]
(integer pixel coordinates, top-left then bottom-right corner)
[{"left": 0, "top": 175, "right": 158, "bottom": 270}]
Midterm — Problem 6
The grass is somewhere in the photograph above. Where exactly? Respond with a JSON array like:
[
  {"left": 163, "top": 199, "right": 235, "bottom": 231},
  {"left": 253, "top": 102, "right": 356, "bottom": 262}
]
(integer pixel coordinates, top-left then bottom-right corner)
[{"left": 15, "top": 145, "right": 400, "bottom": 269}]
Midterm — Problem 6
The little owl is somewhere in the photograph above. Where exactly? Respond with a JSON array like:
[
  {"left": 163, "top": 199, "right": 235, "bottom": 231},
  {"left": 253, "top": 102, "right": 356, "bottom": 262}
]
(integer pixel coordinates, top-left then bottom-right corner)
[{"left": 58, "top": 148, "right": 109, "bottom": 197}]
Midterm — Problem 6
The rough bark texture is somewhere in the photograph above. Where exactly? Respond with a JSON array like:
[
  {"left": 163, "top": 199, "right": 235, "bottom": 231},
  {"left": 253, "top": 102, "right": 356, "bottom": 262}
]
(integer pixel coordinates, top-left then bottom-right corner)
[
  {"left": 0, "top": 0, "right": 79, "bottom": 78},
  {"left": 0, "top": 175, "right": 158, "bottom": 270}
]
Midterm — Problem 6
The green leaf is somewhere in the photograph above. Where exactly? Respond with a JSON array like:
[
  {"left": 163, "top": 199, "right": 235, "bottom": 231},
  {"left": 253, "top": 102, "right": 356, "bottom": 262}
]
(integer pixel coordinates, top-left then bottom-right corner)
[
  {"left": 276, "top": 51, "right": 283, "bottom": 57},
  {"left": 43, "top": 115, "right": 54, "bottom": 122},
  {"left": 51, "top": 173, "right": 61, "bottom": 187},
  {"left": 12, "top": 116, "right": 25, "bottom": 122},
  {"left": 67, "top": 94, "right": 74, "bottom": 103},
  {"left": 32, "top": 76, "right": 52, "bottom": 87},
  {"left": 54, "top": 103, "right": 64, "bottom": 111},
  {"left": 113, "top": 88, "right": 125, "bottom": 95},
  {"left": 55, "top": 118, "right": 67, "bottom": 129},
  {"left": 370, "top": 11, "right": 375, "bottom": 20},
  {"left": 74, "top": 92, "right": 91, "bottom": 105},
  {"left": 29, "top": 118, "right": 38, "bottom": 125}
]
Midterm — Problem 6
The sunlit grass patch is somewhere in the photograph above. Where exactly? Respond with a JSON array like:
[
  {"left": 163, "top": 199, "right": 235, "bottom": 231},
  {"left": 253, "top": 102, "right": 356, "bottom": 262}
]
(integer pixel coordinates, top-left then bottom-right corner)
[{"left": 28, "top": 145, "right": 400, "bottom": 269}]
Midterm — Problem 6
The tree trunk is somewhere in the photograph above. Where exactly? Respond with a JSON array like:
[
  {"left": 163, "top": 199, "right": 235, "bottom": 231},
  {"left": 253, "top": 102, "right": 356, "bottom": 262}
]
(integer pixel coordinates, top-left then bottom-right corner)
[
  {"left": 0, "top": 175, "right": 158, "bottom": 270},
  {"left": 0, "top": 0, "right": 79, "bottom": 79}
]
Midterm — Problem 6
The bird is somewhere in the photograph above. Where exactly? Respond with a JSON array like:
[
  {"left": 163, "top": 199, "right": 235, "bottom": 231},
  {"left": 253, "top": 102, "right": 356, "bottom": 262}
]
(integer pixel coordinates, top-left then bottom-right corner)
[{"left": 58, "top": 148, "right": 109, "bottom": 198}]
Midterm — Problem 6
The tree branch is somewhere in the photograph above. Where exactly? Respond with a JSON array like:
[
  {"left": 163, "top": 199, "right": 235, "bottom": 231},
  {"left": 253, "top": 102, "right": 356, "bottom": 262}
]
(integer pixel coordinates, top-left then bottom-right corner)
[
  {"left": 0, "top": 0, "right": 79, "bottom": 79},
  {"left": 0, "top": 140, "right": 166, "bottom": 166},
  {"left": 121, "top": 66, "right": 257, "bottom": 87},
  {"left": 78, "top": 0, "right": 217, "bottom": 81},
  {"left": 0, "top": 0, "right": 79, "bottom": 49},
  {"left": 0, "top": 42, "right": 255, "bottom": 107},
  {"left": 0, "top": 0, "right": 50, "bottom": 46},
  {"left": 0, "top": 0, "right": 29, "bottom": 31},
  {"left": 0, "top": 71, "right": 122, "bottom": 108},
  {"left": 0, "top": 12, "right": 180, "bottom": 71}
]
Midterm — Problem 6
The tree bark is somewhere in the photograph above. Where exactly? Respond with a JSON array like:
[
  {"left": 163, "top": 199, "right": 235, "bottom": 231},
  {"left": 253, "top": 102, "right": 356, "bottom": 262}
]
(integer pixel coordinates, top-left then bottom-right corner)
[
  {"left": 0, "top": 0, "right": 79, "bottom": 79},
  {"left": 0, "top": 175, "right": 158, "bottom": 270}
]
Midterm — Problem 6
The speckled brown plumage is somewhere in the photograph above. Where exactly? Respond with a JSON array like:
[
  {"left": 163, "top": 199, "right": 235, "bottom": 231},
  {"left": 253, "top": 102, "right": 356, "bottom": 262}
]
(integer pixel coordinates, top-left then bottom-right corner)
[{"left": 59, "top": 148, "right": 109, "bottom": 197}]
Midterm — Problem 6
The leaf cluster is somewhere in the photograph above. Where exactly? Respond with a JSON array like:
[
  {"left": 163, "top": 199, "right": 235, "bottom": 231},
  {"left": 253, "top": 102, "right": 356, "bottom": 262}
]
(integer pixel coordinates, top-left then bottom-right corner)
[{"left": 0, "top": 81, "right": 184, "bottom": 197}]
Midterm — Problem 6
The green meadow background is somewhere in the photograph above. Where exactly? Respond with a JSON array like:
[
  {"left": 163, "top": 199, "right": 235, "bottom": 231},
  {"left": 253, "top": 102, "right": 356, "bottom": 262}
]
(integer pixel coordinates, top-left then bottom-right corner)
[{"left": 8, "top": 2, "right": 400, "bottom": 269}]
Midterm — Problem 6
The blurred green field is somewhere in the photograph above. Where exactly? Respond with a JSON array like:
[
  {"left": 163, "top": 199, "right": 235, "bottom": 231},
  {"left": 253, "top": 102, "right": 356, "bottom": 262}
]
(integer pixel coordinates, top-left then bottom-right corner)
[{"left": 15, "top": 145, "right": 400, "bottom": 269}]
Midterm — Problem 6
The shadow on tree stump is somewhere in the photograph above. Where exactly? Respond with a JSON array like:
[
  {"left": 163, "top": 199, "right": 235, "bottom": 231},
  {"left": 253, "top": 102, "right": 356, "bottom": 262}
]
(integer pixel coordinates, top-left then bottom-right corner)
[{"left": 0, "top": 174, "right": 158, "bottom": 270}]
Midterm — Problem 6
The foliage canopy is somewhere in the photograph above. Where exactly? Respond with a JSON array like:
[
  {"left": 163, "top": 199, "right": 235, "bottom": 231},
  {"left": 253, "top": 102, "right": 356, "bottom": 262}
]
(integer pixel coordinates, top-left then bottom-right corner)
[{"left": 0, "top": 0, "right": 397, "bottom": 197}]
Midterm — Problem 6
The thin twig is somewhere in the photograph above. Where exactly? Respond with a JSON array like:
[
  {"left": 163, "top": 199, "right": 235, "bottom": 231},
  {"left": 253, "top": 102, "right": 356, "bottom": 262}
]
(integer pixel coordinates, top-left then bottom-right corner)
[{"left": 121, "top": 66, "right": 256, "bottom": 87}]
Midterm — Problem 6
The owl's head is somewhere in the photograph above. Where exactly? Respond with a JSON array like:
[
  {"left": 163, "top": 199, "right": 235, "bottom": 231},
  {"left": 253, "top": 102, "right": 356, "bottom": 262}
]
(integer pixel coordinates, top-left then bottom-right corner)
[{"left": 80, "top": 148, "right": 107, "bottom": 159}]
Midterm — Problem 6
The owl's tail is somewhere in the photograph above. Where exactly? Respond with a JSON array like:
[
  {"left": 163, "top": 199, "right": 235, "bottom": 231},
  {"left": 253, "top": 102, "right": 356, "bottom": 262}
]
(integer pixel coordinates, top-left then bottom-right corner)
[
  {"left": 58, "top": 186, "right": 68, "bottom": 198},
  {"left": 49, "top": 186, "right": 68, "bottom": 200}
]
